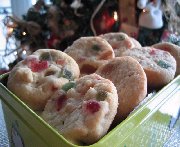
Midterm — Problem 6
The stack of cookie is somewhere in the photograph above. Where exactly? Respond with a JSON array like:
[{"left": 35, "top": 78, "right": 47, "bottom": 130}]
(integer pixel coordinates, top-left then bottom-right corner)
[{"left": 7, "top": 32, "right": 179, "bottom": 145}]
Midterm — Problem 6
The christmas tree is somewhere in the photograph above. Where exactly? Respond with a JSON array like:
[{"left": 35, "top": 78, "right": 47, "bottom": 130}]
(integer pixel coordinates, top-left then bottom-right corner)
[
  {"left": 2, "top": 0, "right": 180, "bottom": 71},
  {"left": 8, "top": 0, "right": 119, "bottom": 52}
]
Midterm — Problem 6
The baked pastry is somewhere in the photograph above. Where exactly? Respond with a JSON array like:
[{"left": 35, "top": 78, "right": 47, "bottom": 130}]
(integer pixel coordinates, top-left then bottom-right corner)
[
  {"left": 96, "top": 56, "right": 147, "bottom": 123},
  {"left": 152, "top": 42, "right": 180, "bottom": 76},
  {"left": 64, "top": 36, "right": 114, "bottom": 75},
  {"left": 100, "top": 32, "right": 135, "bottom": 57},
  {"left": 42, "top": 73, "right": 118, "bottom": 145},
  {"left": 7, "top": 49, "right": 80, "bottom": 110},
  {"left": 130, "top": 37, "right": 142, "bottom": 48},
  {"left": 122, "top": 47, "right": 176, "bottom": 88}
]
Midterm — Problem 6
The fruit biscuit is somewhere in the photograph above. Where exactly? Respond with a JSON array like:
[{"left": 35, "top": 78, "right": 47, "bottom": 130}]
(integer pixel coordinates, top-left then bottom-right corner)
[
  {"left": 42, "top": 73, "right": 118, "bottom": 145},
  {"left": 130, "top": 37, "right": 142, "bottom": 48},
  {"left": 96, "top": 56, "right": 147, "bottom": 123},
  {"left": 64, "top": 36, "right": 115, "bottom": 75},
  {"left": 152, "top": 42, "right": 180, "bottom": 76},
  {"left": 7, "top": 49, "right": 80, "bottom": 110},
  {"left": 122, "top": 47, "right": 176, "bottom": 88},
  {"left": 100, "top": 32, "right": 135, "bottom": 57}
]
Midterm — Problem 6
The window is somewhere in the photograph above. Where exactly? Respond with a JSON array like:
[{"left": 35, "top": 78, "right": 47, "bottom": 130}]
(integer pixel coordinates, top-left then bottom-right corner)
[{"left": 0, "top": 0, "right": 12, "bottom": 70}]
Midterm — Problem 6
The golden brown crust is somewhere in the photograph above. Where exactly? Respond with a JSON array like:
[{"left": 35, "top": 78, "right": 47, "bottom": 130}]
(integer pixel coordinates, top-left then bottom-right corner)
[
  {"left": 130, "top": 37, "right": 142, "bottom": 48},
  {"left": 100, "top": 32, "right": 135, "bottom": 57},
  {"left": 152, "top": 42, "right": 180, "bottom": 76},
  {"left": 64, "top": 37, "right": 115, "bottom": 76},
  {"left": 96, "top": 56, "right": 147, "bottom": 123},
  {"left": 42, "top": 73, "right": 118, "bottom": 145},
  {"left": 122, "top": 47, "right": 176, "bottom": 88},
  {"left": 7, "top": 49, "right": 80, "bottom": 110}
]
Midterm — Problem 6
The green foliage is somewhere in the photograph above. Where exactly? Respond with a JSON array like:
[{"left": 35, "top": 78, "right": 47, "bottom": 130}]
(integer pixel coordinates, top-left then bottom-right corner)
[
  {"left": 12, "top": 0, "right": 119, "bottom": 50},
  {"left": 13, "top": 4, "right": 49, "bottom": 49}
]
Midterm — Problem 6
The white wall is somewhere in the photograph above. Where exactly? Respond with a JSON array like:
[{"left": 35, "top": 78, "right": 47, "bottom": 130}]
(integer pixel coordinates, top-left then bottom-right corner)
[
  {"left": 11, "top": 0, "right": 32, "bottom": 18},
  {"left": 0, "top": 0, "right": 11, "bottom": 7}
]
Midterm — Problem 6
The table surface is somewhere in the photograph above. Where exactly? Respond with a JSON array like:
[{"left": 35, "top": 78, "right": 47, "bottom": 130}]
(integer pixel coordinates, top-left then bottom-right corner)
[{"left": 0, "top": 100, "right": 9, "bottom": 147}]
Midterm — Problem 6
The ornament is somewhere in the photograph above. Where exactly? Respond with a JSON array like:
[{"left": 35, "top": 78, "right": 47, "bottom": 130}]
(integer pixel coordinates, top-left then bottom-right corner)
[
  {"left": 47, "top": 5, "right": 60, "bottom": 34},
  {"left": 137, "top": 0, "right": 163, "bottom": 29},
  {"left": 70, "top": 0, "right": 83, "bottom": 9},
  {"left": 70, "top": 0, "right": 83, "bottom": 16},
  {"left": 93, "top": 9, "right": 118, "bottom": 35},
  {"left": 161, "top": 30, "right": 180, "bottom": 46},
  {"left": 47, "top": 33, "right": 61, "bottom": 49}
]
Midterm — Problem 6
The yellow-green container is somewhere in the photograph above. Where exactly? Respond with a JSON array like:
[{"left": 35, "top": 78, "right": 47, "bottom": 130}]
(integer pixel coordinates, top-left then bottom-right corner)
[{"left": 0, "top": 73, "right": 180, "bottom": 147}]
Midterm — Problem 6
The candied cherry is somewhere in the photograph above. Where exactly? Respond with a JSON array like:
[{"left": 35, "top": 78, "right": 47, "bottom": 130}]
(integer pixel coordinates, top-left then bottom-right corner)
[
  {"left": 56, "top": 59, "right": 65, "bottom": 65},
  {"left": 56, "top": 93, "right": 67, "bottom": 111},
  {"left": 85, "top": 100, "right": 100, "bottom": 114},
  {"left": 29, "top": 60, "right": 49, "bottom": 72},
  {"left": 149, "top": 48, "right": 156, "bottom": 55}
]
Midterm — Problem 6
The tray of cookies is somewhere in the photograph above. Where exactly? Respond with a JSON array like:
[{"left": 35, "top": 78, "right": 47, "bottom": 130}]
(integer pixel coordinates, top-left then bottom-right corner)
[{"left": 0, "top": 33, "right": 180, "bottom": 147}]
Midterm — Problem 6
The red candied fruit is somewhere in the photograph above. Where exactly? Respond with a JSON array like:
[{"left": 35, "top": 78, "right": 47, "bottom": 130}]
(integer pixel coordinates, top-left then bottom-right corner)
[
  {"left": 29, "top": 60, "right": 49, "bottom": 72},
  {"left": 56, "top": 94, "right": 67, "bottom": 111},
  {"left": 56, "top": 59, "right": 65, "bottom": 65},
  {"left": 85, "top": 100, "right": 100, "bottom": 114},
  {"left": 149, "top": 48, "right": 156, "bottom": 55},
  {"left": 51, "top": 85, "right": 58, "bottom": 91}
]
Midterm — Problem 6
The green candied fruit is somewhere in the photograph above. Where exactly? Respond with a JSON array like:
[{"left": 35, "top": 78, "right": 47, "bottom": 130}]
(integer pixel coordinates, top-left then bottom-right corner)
[
  {"left": 62, "top": 69, "right": 73, "bottom": 80},
  {"left": 61, "top": 81, "right": 76, "bottom": 92},
  {"left": 92, "top": 44, "right": 101, "bottom": 51},
  {"left": 118, "top": 35, "right": 125, "bottom": 41},
  {"left": 40, "top": 52, "right": 52, "bottom": 61},
  {"left": 59, "top": 68, "right": 73, "bottom": 80},
  {"left": 157, "top": 60, "right": 171, "bottom": 69},
  {"left": 96, "top": 90, "right": 108, "bottom": 101}
]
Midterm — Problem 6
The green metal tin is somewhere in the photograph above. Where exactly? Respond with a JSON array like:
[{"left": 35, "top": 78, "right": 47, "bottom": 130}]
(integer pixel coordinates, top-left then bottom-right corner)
[{"left": 0, "top": 73, "right": 180, "bottom": 147}]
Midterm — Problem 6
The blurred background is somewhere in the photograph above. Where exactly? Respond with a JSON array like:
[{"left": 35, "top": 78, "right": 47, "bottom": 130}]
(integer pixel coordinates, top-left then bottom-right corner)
[{"left": 0, "top": 0, "right": 180, "bottom": 74}]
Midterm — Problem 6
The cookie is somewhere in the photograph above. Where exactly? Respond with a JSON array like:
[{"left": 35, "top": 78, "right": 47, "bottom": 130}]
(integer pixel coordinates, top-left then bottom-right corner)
[
  {"left": 42, "top": 73, "right": 118, "bottom": 145},
  {"left": 96, "top": 56, "right": 147, "bottom": 123},
  {"left": 152, "top": 42, "right": 180, "bottom": 76},
  {"left": 122, "top": 47, "right": 176, "bottom": 88},
  {"left": 7, "top": 49, "right": 80, "bottom": 110},
  {"left": 100, "top": 32, "right": 135, "bottom": 57},
  {"left": 64, "top": 36, "right": 114, "bottom": 75},
  {"left": 130, "top": 37, "right": 142, "bottom": 48}
]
